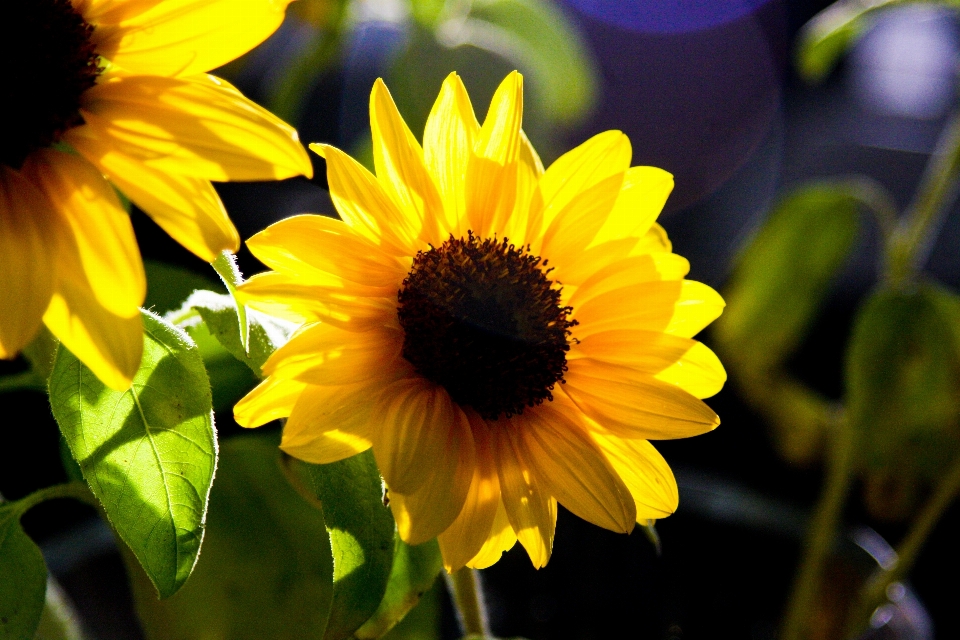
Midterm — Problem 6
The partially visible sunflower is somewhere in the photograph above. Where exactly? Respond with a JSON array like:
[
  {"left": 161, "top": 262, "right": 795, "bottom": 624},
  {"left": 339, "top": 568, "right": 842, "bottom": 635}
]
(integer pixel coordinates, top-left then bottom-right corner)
[
  {"left": 235, "top": 72, "right": 726, "bottom": 570},
  {"left": 1, "top": 0, "right": 312, "bottom": 389}
]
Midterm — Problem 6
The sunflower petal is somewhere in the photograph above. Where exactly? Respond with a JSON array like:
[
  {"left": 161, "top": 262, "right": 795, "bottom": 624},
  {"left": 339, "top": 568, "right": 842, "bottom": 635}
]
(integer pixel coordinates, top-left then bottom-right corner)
[
  {"left": 24, "top": 150, "right": 144, "bottom": 319},
  {"left": 73, "top": 74, "right": 311, "bottom": 181},
  {"left": 465, "top": 498, "right": 518, "bottom": 569},
  {"left": 370, "top": 79, "right": 444, "bottom": 245},
  {"left": 93, "top": 0, "right": 294, "bottom": 77},
  {"left": 590, "top": 431, "right": 679, "bottom": 520},
  {"left": 590, "top": 166, "right": 674, "bottom": 247},
  {"left": 571, "top": 329, "right": 697, "bottom": 375},
  {"left": 521, "top": 403, "right": 636, "bottom": 533},
  {"left": 245, "top": 215, "right": 407, "bottom": 288},
  {"left": 502, "top": 130, "right": 545, "bottom": 243},
  {"left": 261, "top": 323, "right": 403, "bottom": 385},
  {"left": 43, "top": 252, "right": 143, "bottom": 391},
  {"left": 438, "top": 415, "right": 501, "bottom": 571},
  {"left": 373, "top": 379, "right": 462, "bottom": 495},
  {"left": 73, "top": 141, "right": 238, "bottom": 261},
  {"left": 0, "top": 168, "right": 57, "bottom": 358},
  {"left": 234, "top": 376, "right": 306, "bottom": 427},
  {"left": 312, "top": 144, "right": 421, "bottom": 254},
  {"left": 495, "top": 422, "right": 557, "bottom": 568},
  {"left": 280, "top": 382, "right": 380, "bottom": 464},
  {"left": 563, "top": 359, "right": 719, "bottom": 440},
  {"left": 655, "top": 341, "right": 727, "bottom": 400},
  {"left": 537, "top": 131, "right": 632, "bottom": 233},
  {"left": 540, "top": 171, "right": 624, "bottom": 267},
  {"left": 389, "top": 406, "right": 475, "bottom": 545},
  {"left": 423, "top": 72, "right": 480, "bottom": 236},
  {"left": 465, "top": 71, "right": 523, "bottom": 237}
]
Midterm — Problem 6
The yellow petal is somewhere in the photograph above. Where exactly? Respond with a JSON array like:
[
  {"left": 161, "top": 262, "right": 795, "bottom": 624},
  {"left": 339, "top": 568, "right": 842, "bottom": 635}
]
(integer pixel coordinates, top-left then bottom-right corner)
[
  {"left": 571, "top": 329, "right": 697, "bottom": 375},
  {"left": 262, "top": 323, "right": 404, "bottom": 385},
  {"left": 589, "top": 166, "right": 674, "bottom": 247},
  {"left": 465, "top": 498, "right": 518, "bottom": 570},
  {"left": 93, "top": 0, "right": 294, "bottom": 77},
  {"left": 280, "top": 382, "right": 382, "bottom": 464},
  {"left": 24, "top": 149, "right": 144, "bottom": 319},
  {"left": 654, "top": 341, "right": 727, "bottom": 400},
  {"left": 494, "top": 422, "right": 556, "bottom": 568},
  {"left": 0, "top": 167, "right": 57, "bottom": 358},
  {"left": 465, "top": 72, "right": 523, "bottom": 237},
  {"left": 521, "top": 402, "right": 636, "bottom": 533},
  {"left": 72, "top": 139, "right": 238, "bottom": 261},
  {"left": 536, "top": 131, "right": 631, "bottom": 236},
  {"left": 389, "top": 406, "right": 475, "bottom": 545},
  {"left": 423, "top": 72, "right": 480, "bottom": 236},
  {"left": 245, "top": 214, "right": 408, "bottom": 289},
  {"left": 634, "top": 222, "right": 672, "bottom": 253},
  {"left": 370, "top": 79, "right": 445, "bottom": 245},
  {"left": 562, "top": 359, "right": 719, "bottom": 440},
  {"left": 665, "top": 281, "right": 726, "bottom": 338},
  {"left": 43, "top": 248, "right": 144, "bottom": 391},
  {"left": 566, "top": 253, "right": 688, "bottom": 305},
  {"left": 234, "top": 376, "right": 306, "bottom": 427},
  {"left": 438, "top": 415, "right": 501, "bottom": 571},
  {"left": 590, "top": 431, "right": 679, "bottom": 520},
  {"left": 74, "top": 0, "right": 165, "bottom": 25},
  {"left": 539, "top": 171, "right": 624, "bottom": 269},
  {"left": 502, "top": 130, "right": 545, "bottom": 243},
  {"left": 373, "top": 378, "right": 462, "bottom": 495},
  {"left": 73, "top": 74, "right": 311, "bottom": 182},
  {"left": 312, "top": 144, "right": 421, "bottom": 255},
  {"left": 237, "top": 271, "right": 396, "bottom": 330}
]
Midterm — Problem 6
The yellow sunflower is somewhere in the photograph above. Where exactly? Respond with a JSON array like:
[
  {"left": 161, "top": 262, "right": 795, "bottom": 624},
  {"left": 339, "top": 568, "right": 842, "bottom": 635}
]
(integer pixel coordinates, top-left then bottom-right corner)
[
  {"left": 1, "top": 0, "right": 312, "bottom": 389},
  {"left": 234, "top": 72, "right": 726, "bottom": 570}
]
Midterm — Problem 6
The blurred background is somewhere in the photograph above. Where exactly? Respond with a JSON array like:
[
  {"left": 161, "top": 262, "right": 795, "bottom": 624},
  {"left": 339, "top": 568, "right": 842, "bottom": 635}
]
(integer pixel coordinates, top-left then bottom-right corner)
[{"left": 5, "top": 0, "right": 960, "bottom": 638}]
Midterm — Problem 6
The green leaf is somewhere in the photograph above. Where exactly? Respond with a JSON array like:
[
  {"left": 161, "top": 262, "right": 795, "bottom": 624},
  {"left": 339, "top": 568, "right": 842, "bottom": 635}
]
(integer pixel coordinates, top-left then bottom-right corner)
[
  {"left": 129, "top": 434, "right": 335, "bottom": 640},
  {"left": 178, "top": 290, "right": 294, "bottom": 379},
  {"left": 378, "top": 580, "right": 442, "bottom": 640},
  {"left": 211, "top": 251, "right": 250, "bottom": 352},
  {"left": 795, "top": 0, "right": 904, "bottom": 83},
  {"left": 143, "top": 260, "right": 222, "bottom": 316},
  {"left": 846, "top": 285, "right": 960, "bottom": 477},
  {"left": 355, "top": 539, "right": 442, "bottom": 639},
  {"left": 288, "top": 452, "right": 396, "bottom": 640},
  {"left": 0, "top": 506, "right": 47, "bottom": 640},
  {"left": 49, "top": 311, "right": 217, "bottom": 599},
  {"left": 716, "top": 182, "right": 860, "bottom": 372},
  {"left": 181, "top": 320, "right": 259, "bottom": 415}
]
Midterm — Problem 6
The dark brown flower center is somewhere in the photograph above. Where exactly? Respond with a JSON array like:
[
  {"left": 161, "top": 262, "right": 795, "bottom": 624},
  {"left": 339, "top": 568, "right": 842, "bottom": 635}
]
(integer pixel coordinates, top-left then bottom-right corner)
[
  {"left": 397, "top": 233, "right": 576, "bottom": 420},
  {"left": 3, "top": 0, "right": 101, "bottom": 168}
]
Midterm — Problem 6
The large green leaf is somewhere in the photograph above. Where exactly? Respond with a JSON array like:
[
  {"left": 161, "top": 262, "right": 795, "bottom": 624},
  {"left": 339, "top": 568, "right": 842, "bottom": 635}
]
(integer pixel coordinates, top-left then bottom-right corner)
[
  {"left": 143, "top": 260, "right": 222, "bottom": 316},
  {"left": 129, "top": 435, "right": 335, "bottom": 640},
  {"left": 846, "top": 285, "right": 960, "bottom": 478},
  {"left": 288, "top": 452, "right": 396, "bottom": 640},
  {"left": 355, "top": 539, "right": 442, "bottom": 640},
  {"left": 49, "top": 311, "right": 217, "bottom": 598},
  {"left": 716, "top": 183, "right": 860, "bottom": 372},
  {"left": 0, "top": 505, "right": 47, "bottom": 640},
  {"left": 178, "top": 290, "right": 294, "bottom": 379}
]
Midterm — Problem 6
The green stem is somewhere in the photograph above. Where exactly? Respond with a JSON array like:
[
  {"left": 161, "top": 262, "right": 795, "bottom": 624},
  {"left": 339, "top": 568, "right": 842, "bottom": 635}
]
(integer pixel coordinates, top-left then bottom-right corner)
[
  {"left": 211, "top": 251, "right": 249, "bottom": 352},
  {"left": 445, "top": 567, "right": 490, "bottom": 638},
  {"left": 0, "top": 370, "right": 46, "bottom": 394},
  {"left": 846, "top": 450, "right": 960, "bottom": 637},
  {"left": 887, "top": 109, "right": 960, "bottom": 286},
  {"left": 6, "top": 482, "right": 96, "bottom": 517},
  {"left": 780, "top": 412, "right": 856, "bottom": 640}
]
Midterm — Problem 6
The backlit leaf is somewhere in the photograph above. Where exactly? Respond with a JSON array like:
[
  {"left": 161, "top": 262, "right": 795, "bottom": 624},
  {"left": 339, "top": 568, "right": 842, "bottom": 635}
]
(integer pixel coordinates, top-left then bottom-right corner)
[{"left": 0, "top": 505, "right": 47, "bottom": 640}]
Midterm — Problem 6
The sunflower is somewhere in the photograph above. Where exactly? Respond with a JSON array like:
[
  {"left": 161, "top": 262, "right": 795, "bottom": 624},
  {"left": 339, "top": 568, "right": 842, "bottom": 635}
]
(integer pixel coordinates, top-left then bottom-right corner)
[
  {"left": 0, "top": 0, "right": 312, "bottom": 389},
  {"left": 234, "top": 72, "right": 726, "bottom": 570}
]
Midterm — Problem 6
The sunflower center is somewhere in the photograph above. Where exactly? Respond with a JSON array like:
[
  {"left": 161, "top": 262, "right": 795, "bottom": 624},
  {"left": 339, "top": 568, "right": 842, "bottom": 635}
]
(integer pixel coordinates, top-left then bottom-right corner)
[
  {"left": 397, "top": 232, "right": 576, "bottom": 420},
  {"left": 3, "top": 0, "right": 101, "bottom": 168}
]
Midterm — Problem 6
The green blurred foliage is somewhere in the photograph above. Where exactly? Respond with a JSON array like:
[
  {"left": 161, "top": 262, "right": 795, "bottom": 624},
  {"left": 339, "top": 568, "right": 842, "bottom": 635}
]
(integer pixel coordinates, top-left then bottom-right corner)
[
  {"left": 846, "top": 285, "right": 960, "bottom": 517},
  {"left": 129, "top": 434, "right": 335, "bottom": 640},
  {"left": 0, "top": 505, "right": 47, "bottom": 640},
  {"left": 49, "top": 312, "right": 216, "bottom": 599}
]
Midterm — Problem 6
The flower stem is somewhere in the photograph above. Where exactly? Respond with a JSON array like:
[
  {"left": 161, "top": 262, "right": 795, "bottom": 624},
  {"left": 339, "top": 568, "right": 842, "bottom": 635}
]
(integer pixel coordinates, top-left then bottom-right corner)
[
  {"left": 846, "top": 450, "right": 960, "bottom": 636},
  {"left": 5, "top": 482, "right": 96, "bottom": 517},
  {"left": 0, "top": 370, "right": 46, "bottom": 394},
  {"left": 887, "top": 109, "right": 960, "bottom": 286},
  {"left": 780, "top": 412, "right": 856, "bottom": 640},
  {"left": 445, "top": 567, "right": 490, "bottom": 638}
]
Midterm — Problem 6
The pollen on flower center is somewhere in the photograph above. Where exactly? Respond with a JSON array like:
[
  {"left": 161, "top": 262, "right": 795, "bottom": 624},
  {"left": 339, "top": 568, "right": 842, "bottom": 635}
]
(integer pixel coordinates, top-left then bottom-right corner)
[
  {"left": 397, "top": 232, "right": 577, "bottom": 420},
  {"left": 3, "top": 0, "right": 102, "bottom": 168}
]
